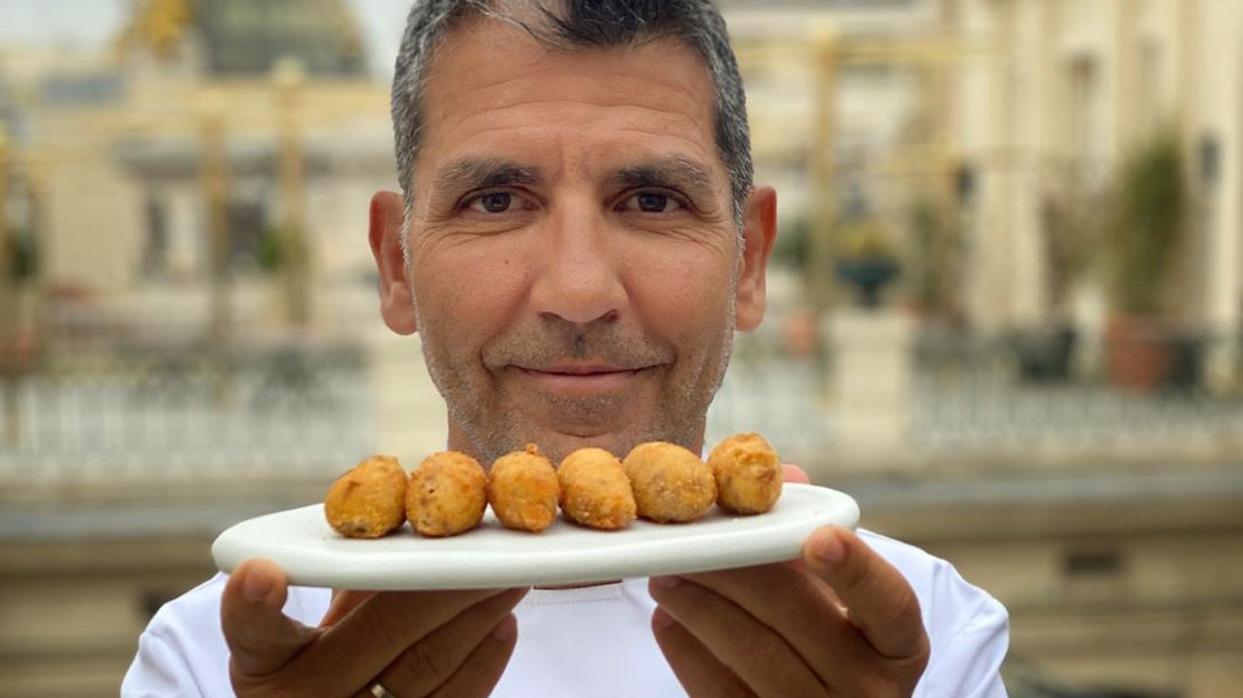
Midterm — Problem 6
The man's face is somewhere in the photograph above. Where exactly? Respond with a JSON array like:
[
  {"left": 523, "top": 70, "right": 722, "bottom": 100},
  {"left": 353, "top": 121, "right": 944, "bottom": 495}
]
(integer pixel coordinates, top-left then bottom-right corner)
[{"left": 371, "top": 18, "right": 776, "bottom": 465}]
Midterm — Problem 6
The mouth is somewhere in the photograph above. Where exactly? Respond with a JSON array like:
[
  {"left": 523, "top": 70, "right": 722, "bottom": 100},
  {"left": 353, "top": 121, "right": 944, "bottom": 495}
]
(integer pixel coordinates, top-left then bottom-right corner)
[{"left": 511, "top": 364, "right": 656, "bottom": 399}]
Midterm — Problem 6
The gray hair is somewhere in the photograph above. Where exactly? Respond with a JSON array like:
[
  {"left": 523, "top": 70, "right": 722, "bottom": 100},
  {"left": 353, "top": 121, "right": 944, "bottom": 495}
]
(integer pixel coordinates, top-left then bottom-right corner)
[{"left": 390, "top": 0, "right": 753, "bottom": 243}]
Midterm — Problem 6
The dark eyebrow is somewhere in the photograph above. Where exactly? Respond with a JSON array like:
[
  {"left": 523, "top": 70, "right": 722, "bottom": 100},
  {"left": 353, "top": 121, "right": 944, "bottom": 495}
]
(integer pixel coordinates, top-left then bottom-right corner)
[
  {"left": 432, "top": 158, "right": 542, "bottom": 195},
  {"left": 610, "top": 157, "right": 718, "bottom": 204}
]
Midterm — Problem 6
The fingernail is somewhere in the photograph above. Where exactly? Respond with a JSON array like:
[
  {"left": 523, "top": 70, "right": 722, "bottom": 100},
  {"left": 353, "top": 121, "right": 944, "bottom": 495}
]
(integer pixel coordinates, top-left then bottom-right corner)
[
  {"left": 652, "top": 608, "right": 675, "bottom": 630},
  {"left": 243, "top": 568, "right": 272, "bottom": 603},
  {"left": 814, "top": 531, "right": 845, "bottom": 564},
  {"left": 493, "top": 618, "right": 517, "bottom": 643},
  {"left": 651, "top": 576, "right": 681, "bottom": 590}
]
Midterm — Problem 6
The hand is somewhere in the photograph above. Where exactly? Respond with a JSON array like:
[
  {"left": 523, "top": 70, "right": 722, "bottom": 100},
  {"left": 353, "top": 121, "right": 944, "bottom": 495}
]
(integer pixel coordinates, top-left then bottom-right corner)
[
  {"left": 648, "top": 466, "right": 930, "bottom": 697},
  {"left": 221, "top": 558, "right": 528, "bottom": 697}
]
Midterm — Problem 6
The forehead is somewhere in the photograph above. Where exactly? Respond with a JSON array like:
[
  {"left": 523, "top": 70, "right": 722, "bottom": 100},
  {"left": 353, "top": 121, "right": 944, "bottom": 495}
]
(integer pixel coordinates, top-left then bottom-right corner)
[{"left": 414, "top": 16, "right": 721, "bottom": 185}]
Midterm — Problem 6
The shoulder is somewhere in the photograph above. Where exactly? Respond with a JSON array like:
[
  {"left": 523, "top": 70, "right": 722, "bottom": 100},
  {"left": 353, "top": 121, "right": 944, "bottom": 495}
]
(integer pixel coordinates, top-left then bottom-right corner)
[
  {"left": 135, "top": 573, "right": 232, "bottom": 662},
  {"left": 122, "top": 574, "right": 330, "bottom": 697},
  {"left": 122, "top": 574, "right": 232, "bottom": 696},
  {"left": 155, "top": 573, "right": 232, "bottom": 631}
]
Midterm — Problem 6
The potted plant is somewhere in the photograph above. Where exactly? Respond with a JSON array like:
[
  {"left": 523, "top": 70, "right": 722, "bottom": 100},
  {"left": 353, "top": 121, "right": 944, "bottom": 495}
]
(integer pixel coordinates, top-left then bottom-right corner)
[
  {"left": 1009, "top": 185, "right": 1104, "bottom": 383},
  {"left": 905, "top": 197, "right": 965, "bottom": 325},
  {"left": 772, "top": 216, "right": 810, "bottom": 272},
  {"left": 256, "top": 225, "right": 312, "bottom": 327},
  {"left": 1101, "top": 129, "right": 1187, "bottom": 390},
  {"left": 834, "top": 215, "right": 901, "bottom": 310}
]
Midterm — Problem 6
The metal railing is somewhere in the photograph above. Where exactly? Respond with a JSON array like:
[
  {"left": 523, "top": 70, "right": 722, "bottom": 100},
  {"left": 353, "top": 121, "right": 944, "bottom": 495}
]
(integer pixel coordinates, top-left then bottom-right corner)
[
  {"left": 910, "top": 328, "right": 1243, "bottom": 455},
  {"left": 0, "top": 339, "right": 374, "bottom": 491},
  {"left": 2, "top": 327, "right": 1241, "bottom": 495},
  {"left": 708, "top": 326, "right": 1243, "bottom": 464}
]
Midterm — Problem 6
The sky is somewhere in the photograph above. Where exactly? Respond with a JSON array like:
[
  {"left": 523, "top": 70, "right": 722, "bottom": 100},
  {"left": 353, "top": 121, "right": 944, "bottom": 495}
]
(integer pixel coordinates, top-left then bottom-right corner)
[{"left": 0, "top": 0, "right": 415, "bottom": 78}]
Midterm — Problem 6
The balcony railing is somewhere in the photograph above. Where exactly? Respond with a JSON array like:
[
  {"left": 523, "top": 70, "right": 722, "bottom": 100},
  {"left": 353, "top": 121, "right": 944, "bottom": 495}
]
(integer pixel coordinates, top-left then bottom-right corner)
[
  {"left": 2, "top": 327, "right": 1241, "bottom": 498},
  {"left": 0, "top": 339, "right": 374, "bottom": 494},
  {"left": 709, "top": 327, "right": 1243, "bottom": 466}
]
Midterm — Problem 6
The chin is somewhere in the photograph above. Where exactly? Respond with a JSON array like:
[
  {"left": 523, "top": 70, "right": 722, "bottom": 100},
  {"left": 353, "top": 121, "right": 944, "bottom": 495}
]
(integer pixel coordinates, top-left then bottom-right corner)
[
  {"left": 523, "top": 431, "right": 622, "bottom": 465},
  {"left": 457, "top": 405, "right": 703, "bottom": 466},
  {"left": 533, "top": 426, "right": 698, "bottom": 466}
]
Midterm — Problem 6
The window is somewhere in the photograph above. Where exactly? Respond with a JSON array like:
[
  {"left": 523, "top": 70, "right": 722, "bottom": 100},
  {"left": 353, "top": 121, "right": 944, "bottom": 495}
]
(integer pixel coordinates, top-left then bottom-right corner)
[
  {"left": 141, "top": 194, "right": 169, "bottom": 280},
  {"left": 227, "top": 199, "right": 269, "bottom": 272},
  {"left": 1062, "top": 548, "right": 1124, "bottom": 577},
  {"left": 1061, "top": 546, "right": 1130, "bottom": 604},
  {"left": 1067, "top": 55, "right": 1106, "bottom": 181},
  {"left": 1137, "top": 39, "right": 1164, "bottom": 136}
]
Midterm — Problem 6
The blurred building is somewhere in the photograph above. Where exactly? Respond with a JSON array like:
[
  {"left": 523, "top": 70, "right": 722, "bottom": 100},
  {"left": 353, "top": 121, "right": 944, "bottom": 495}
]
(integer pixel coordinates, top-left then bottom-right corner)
[
  {"left": 0, "top": 3, "right": 415, "bottom": 695},
  {"left": 730, "top": 0, "right": 1242, "bottom": 397},
  {"left": 904, "top": 2, "right": 1243, "bottom": 690},
  {"left": 950, "top": 0, "right": 1242, "bottom": 383},
  {"left": 118, "top": 0, "right": 367, "bottom": 77},
  {"left": 602, "top": 3, "right": 1238, "bottom": 697},
  {"left": 15, "top": 0, "right": 390, "bottom": 339}
]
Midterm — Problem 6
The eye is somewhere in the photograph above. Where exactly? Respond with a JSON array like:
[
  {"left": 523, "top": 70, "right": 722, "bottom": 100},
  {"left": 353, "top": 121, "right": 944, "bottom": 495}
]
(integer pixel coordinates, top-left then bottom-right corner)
[
  {"left": 621, "top": 191, "right": 685, "bottom": 214},
  {"left": 466, "top": 192, "right": 515, "bottom": 214}
]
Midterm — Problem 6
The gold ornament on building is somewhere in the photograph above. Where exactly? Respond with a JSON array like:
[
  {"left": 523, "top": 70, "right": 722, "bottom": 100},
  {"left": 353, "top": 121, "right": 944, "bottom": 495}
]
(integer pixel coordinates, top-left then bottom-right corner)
[{"left": 120, "top": 0, "right": 194, "bottom": 60}]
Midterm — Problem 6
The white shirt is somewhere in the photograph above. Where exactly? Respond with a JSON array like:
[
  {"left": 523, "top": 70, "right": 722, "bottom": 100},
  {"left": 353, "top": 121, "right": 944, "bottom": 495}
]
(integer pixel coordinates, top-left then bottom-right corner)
[{"left": 122, "top": 530, "right": 1009, "bottom": 697}]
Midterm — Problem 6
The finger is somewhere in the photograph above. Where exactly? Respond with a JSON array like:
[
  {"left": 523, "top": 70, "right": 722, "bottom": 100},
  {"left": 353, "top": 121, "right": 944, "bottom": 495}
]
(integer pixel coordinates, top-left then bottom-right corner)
[
  {"left": 678, "top": 564, "right": 871, "bottom": 686},
  {"left": 651, "top": 607, "right": 754, "bottom": 698},
  {"left": 375, "top": 588, "right": 528, "bottom": 697},
  {"left": 286, "top": 587, "right": 507, "bottom": 693},
  {"left": 221, "top": 559, "right": 318, "bottom": 678},
  {"left": 803, "top": 527, "right": 929, "bottom": 661},
  {"left": 426, "top": 614, "right": 520, "bottom": 698},
  {"left": 649, "top": 577, "right": 826, "bottom": 696},
  {"left": 776, "top": 558, "right": 845, "bottom": 609},
  {"left": 782, "top": 464, "right": 811, "bottom": 484},
  {"left": 320, "top": 589, "right": 375, "bottom": 628}
]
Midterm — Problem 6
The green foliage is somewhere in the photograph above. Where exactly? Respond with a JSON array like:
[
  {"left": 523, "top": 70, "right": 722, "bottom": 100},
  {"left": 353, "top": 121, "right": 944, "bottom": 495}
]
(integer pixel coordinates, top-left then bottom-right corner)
[
  {"left": 255, "top": 226, "right": 309, "bottom": 274},
  {"left": 834, "top": 216, "right": 898, "bottom": 262},
  {"left": 1103, "top": 130, "right": 1187, "bottom": 315},
  {"left": 5, "top": 231, "right": 38, "bottom": 281},
  {"left": 1040, "top": 185, "right": 1105, "bottom": 315},
  {"left": 255, "top": 227, "right": 285, "bottom": 273},
  {"left": 772, "top": 216, "right": 810, "bottom": 270},
  {"left": 773, "top": 215, "right": 899, "bottom": 272},
  {"left": 905, "top": 198, "right": 964, "bottom": 317}
]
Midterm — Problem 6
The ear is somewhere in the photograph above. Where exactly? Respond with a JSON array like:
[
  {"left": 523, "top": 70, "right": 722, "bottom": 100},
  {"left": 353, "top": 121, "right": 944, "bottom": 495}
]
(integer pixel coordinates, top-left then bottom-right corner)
[
  {"left": 734, "top": 186, "right": 778, "bottom": 332},
  {"left": 368, "top": 191, "right": 418, "bottom": 335}
]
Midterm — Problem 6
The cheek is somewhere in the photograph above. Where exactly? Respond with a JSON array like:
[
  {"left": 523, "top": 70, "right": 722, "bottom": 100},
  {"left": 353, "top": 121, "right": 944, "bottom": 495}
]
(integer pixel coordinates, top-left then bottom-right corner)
[
  {"left": 623, "top": 239, "right": 736, "bottom": 343},
  {"left": 412, "top": 242, "right": 529, "bottom": 345}
]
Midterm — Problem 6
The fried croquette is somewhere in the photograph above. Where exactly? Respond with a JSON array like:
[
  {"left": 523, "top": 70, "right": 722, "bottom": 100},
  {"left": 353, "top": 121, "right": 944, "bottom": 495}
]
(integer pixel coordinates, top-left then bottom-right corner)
[
  {"left": 557, "top": 447, "right": 637, "bottom": 530},
  {"left": 488, "top": 444, "right": 561, "bottom": 532},
  {"left": 324, "top": 455, "right": 407, "bottom": 539},
  {"left": 708, "top": 432, "right": 783, "bottom": 515},
  {"left": 406, "top": 451, "right": 488, "bottom": 537},
  {"left": 623, "top": 441, "right": 717, "bottom": 523}
]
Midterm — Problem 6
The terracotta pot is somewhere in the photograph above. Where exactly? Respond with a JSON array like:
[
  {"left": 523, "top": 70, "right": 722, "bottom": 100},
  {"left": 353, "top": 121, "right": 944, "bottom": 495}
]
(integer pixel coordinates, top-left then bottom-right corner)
[
  {"left": 781, "top": 310, "right": 818, "bottom": 359},
  {"left": 1105, "top": 314, "right": 1171, "bottom": 392}
]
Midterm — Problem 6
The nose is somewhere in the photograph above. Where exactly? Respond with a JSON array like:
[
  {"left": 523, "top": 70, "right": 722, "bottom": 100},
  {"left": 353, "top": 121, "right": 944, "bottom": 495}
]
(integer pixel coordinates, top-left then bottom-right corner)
[{"left": 528, "top": 199, "right": 627, "bottom": 326}]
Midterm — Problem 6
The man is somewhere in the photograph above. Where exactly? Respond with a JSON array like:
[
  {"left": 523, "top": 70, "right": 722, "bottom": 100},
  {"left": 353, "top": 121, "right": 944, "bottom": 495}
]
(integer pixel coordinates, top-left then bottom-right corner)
[{"left": 123, "top": 1, "right": 1009, "bottom": 696}]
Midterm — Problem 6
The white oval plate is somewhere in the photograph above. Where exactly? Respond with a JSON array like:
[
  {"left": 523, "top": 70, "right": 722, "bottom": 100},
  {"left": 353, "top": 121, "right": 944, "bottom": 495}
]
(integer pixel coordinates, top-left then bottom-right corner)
[{"left": 211, "top": 483, "right": 859, "bottom": 590}]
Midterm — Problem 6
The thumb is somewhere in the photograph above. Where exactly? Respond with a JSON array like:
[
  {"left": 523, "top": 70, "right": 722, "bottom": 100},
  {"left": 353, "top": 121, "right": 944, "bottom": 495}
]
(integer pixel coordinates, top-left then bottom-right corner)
[
  {"left": 782, "top": 463, "right": 811, "bottom": 484},
  {"left": 221, "top": 558, "right": 317, "bottom": 678}
]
